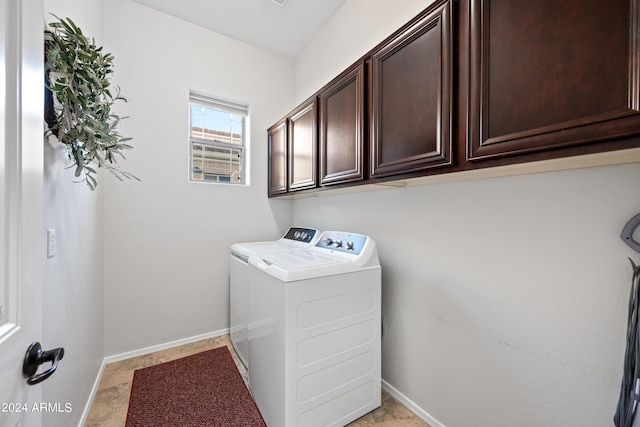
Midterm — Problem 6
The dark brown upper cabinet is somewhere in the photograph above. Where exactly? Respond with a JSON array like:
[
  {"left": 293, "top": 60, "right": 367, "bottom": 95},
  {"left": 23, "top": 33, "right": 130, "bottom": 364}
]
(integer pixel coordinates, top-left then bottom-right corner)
[
  {"left": 267, "top": 0, "right": 640, "bottom": 198},
  {"left": 467, "top": 0, "right": 640, "bottom": 161},
  {"left": 267, "top": 118, "right": 288, "bottom": 196},
  {"left": 319, "top": 63, "right": 365, "bottom": 185},
  {"left": 370, "top": 0, "right": 453, "bottom": 178},
  {"left": 288, "top": 98, "right": 318, "bottom": 191}
]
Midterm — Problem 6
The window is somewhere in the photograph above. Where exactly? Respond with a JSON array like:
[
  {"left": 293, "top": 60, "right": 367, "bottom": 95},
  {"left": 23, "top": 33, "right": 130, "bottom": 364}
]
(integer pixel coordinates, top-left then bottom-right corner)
[{"left": 189, "top": 92, "right": 249, "bottom": 184}]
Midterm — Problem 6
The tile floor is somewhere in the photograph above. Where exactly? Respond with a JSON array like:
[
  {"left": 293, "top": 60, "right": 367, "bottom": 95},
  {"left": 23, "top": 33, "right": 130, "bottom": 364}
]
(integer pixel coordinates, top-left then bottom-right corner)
[{"left": 85, "top": 335, "right": 430, "bottom": 426}]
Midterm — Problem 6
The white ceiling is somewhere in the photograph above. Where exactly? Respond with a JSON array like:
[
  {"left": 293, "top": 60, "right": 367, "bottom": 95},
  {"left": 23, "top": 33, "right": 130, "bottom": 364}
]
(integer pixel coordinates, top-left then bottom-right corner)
[{"left": 131, "top": 0, "right": 348, "bottom": 58}]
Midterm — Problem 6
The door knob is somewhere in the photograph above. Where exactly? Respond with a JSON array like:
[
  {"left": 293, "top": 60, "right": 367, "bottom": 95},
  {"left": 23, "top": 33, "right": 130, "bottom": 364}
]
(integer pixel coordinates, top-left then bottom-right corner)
[{"left": 22, "top": 342, "right": 64, "bottom": 385}]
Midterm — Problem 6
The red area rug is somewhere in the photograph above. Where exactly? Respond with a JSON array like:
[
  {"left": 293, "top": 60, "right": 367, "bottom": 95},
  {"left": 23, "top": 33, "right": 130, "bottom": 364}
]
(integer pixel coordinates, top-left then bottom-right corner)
[{"left": 125, "top": 346, "right": 266, "bottom": 426}]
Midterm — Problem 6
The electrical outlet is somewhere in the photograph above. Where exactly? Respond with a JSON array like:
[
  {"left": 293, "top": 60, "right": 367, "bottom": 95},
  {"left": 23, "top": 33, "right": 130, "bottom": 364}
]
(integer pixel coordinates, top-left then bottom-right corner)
[{"left": 47, "top": 229, "right": 56, "bottom": 258}]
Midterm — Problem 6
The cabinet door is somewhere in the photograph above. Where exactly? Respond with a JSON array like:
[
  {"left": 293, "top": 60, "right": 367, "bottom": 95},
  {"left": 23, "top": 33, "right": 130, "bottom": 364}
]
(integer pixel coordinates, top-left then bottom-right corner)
[
  {"left": 288, "top": 99, "right": 318, "bottom": 191},
  {"left": 371, "top": 0, "right": 453, "bottom": 177},
  {"left": 468, "top": 0, "right": 640, "bottom": 161},
  {"left": 267, "top": 118, "right": 287, "bottom": 196},
  {"left": 319, "top": 63, "right": 365, "bottom": 185}
]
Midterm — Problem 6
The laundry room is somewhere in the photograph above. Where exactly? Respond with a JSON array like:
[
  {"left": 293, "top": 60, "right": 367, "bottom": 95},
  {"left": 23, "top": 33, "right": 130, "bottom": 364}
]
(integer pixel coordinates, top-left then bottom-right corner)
[{"left": 8, "top": 0, "right": 640, "bottom": 426}]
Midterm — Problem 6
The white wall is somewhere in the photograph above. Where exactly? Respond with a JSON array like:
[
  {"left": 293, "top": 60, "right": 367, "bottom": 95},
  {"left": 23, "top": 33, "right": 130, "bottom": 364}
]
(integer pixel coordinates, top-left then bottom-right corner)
[
  {"left": 42, "top": 1, "right": 105, "bottom": 426},
  {"left": 102, "top": 0, "right": 293, "bottom": 356},
  {"left": 292, "top": 1, "right": 640, "bottom": 426},
  {"left": 293, "top": 165, "right": 640, "bottom": 427}
]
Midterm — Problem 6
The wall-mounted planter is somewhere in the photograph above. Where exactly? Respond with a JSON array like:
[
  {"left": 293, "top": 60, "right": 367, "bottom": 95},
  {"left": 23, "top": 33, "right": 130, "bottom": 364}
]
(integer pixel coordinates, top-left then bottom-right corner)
[{"left": 44, "top": 16, "right": 137, "bottom": 189}]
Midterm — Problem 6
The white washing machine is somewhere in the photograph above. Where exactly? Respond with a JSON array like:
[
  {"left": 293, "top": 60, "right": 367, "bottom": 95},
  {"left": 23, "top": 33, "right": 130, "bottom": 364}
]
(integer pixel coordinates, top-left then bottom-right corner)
[
  {"left": 247, "top": 231, "right": 381, "bottom": 427},
  {"left": 230, "top": 227, "right": 320, "bottom": 369}
]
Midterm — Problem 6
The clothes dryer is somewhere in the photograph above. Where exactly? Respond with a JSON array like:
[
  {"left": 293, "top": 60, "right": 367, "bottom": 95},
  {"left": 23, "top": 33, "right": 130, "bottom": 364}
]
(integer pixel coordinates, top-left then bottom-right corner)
[{"left": 248, "top": 231, "right": 381, "bottom": 427}]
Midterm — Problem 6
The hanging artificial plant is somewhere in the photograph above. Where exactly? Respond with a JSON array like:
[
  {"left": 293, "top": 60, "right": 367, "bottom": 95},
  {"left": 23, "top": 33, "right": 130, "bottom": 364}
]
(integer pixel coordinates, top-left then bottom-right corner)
[{"left": 44, "top": 16, "right": 137, "bottom": 190}]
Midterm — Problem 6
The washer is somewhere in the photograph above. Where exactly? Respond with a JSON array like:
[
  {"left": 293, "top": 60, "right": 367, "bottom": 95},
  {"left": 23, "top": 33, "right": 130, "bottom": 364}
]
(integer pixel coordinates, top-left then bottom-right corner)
[
  {"left": 230, "top": 227, "right": 320, "bottom": 369},
  {"left": 248, "top": 231, "right": 381, "bottom": 427}
]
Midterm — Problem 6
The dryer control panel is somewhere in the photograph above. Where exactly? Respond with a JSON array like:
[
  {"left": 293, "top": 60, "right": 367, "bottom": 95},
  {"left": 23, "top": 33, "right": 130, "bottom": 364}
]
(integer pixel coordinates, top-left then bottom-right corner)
[
  {"left": 283, "top": 227, "right": 317, "bottom": 243},
  {"left": 315, "top": 231, "right": 368, "bottom": 255}
]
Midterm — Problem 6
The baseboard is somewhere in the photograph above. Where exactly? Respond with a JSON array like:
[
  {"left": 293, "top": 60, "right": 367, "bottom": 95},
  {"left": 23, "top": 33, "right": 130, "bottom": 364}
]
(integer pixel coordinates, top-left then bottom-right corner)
[
  {"left": 382, "top": 379, "right": 446, "bottom": 427},
  {"left": 78, "top": 328, "right": 229, "bottom": 427},
  {"left": 104, "top": 328, "right": 229, "bottom": 364},
  {"left": 78, "top": 357, "right": 106, "bottom": 427}
]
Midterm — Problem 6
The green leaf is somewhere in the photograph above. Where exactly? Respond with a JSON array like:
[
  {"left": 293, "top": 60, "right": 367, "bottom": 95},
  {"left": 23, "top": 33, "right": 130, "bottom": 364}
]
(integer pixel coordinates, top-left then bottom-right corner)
[{"left": 45, "top": 16, "right": 137, "bottom": 190}]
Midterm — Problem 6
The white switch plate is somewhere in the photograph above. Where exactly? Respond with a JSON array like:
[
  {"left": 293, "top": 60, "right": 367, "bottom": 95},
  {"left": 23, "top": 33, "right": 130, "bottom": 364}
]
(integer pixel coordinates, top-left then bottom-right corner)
[{"left": 47, "top": 229, "right": 56, "bottom": 258}]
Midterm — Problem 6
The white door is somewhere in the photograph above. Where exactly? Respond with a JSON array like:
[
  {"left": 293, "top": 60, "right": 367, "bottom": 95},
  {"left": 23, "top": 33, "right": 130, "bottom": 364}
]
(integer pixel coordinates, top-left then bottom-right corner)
[{"left": 0, "top": 0, "right": 45, "bottom": 426}]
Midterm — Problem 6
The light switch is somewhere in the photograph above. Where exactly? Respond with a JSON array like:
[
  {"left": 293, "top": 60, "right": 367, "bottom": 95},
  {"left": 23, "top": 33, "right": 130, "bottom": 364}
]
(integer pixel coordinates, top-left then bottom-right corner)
[{"left": 47, "top": 229, "right": 56, "bottom": 258}]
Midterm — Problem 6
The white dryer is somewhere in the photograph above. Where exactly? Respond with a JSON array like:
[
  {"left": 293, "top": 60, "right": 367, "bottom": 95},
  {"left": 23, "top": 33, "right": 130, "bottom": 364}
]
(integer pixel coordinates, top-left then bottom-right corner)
[
  {"left": 248, "top": 231, "right": 381, "bottom": 427},
  {"left": 230, "top": 227, "right": 320, "bottom": 369}
]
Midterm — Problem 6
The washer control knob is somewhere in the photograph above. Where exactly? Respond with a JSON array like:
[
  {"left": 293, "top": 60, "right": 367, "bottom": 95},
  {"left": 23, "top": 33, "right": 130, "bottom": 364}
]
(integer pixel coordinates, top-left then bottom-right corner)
[
  {"left": 334, "top": 240, "right": 343, "bottom": 248},
  {"left": 323, "top": 238, "right": 333, "bottom": 245},
  {"left": 345, "top": 241, "right": 354, "bottom": 250}
]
